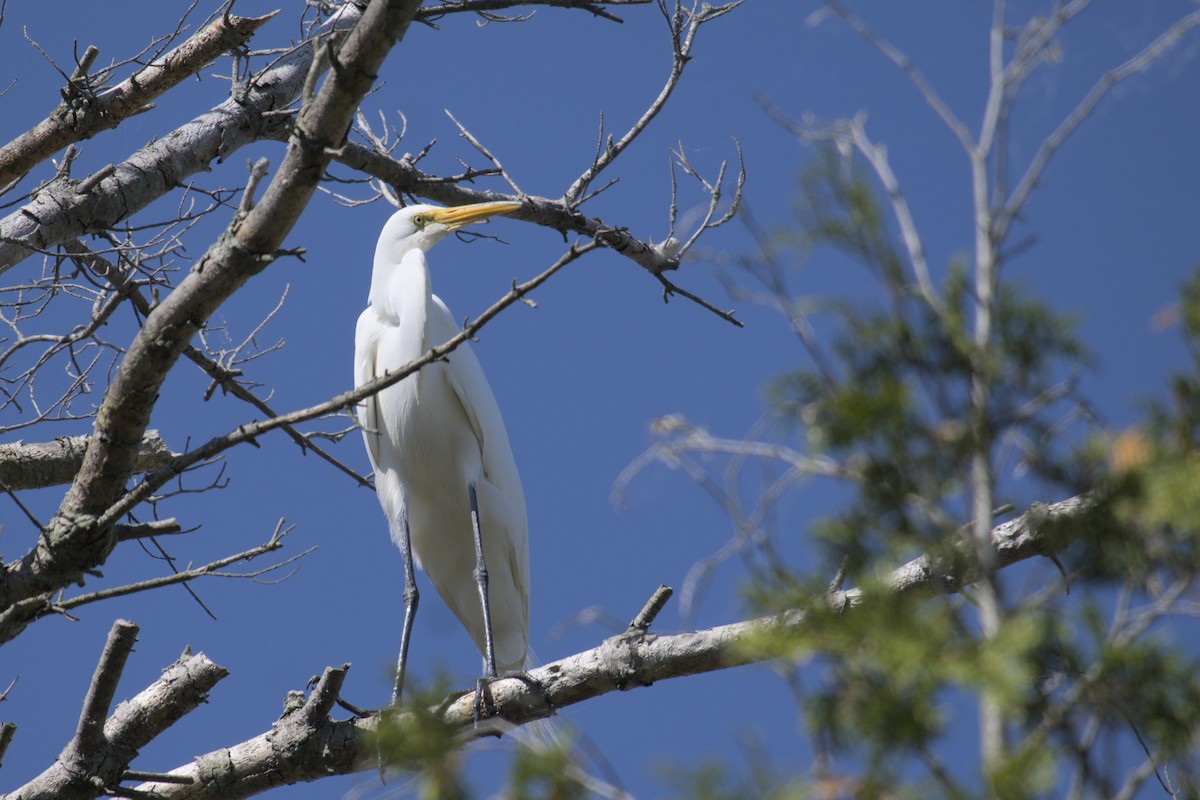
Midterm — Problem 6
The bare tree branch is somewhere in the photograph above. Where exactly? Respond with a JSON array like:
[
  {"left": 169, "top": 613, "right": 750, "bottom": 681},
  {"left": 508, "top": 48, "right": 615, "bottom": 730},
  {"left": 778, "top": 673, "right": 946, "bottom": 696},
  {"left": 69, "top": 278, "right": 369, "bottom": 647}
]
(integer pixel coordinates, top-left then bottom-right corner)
[
  {"left": 767, "top": 109, "right": 945, "bottom": 318},
  {"left": 313, "top": 125, "right": 745, "bottom": 325},
  {"left": 112, "top": 519, "right": 183, "bottom": 542},
  {"left": 997, "top": 7, "right": 1200, "bottom": 242},
  {"left": 0, "top": 720, "right": 15, "bottom": 769},
  {"left": 125, "top": 495, "right": 1086, "bottom": 800},
  {"left": 811, "top": 1, "right": 974, "bottom": 153},
  {"left": 561, "top": 0, "right": 743, "bottom": 208},
  {"left": 417, "top": 0, "right": 651, "bottom": 24},
  {"left": 62, "top": 238, "right": 372, "bottom": 489}
]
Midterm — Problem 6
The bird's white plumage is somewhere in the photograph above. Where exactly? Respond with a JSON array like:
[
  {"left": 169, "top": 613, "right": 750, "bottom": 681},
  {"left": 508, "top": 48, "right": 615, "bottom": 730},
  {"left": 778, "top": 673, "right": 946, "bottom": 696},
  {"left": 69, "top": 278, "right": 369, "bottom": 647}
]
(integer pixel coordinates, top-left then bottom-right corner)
[{"left": 355, "top": 202, "right": 529, "bottom": 673}]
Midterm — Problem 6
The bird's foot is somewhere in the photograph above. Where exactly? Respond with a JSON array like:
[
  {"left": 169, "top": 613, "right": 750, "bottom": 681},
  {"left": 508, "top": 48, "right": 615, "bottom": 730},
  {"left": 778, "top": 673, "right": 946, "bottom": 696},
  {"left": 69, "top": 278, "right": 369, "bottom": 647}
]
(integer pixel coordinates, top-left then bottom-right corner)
[
  {"left": 334, "top": 695, "right": 378, "bottom": 718},
  {"left": 472, "top": 675, "right": 499, "bottom": 727}
]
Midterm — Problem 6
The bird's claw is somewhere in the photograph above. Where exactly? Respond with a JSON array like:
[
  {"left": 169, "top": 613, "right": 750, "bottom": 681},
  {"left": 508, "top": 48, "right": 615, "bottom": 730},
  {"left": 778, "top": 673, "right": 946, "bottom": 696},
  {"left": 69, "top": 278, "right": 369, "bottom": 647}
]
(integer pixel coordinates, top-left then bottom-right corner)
[
  {"left": 472, "top": 675, "right": 499, "bottom": 727},
  {"left": 334, "top": 695, "right": 377, "bottom": 719}
]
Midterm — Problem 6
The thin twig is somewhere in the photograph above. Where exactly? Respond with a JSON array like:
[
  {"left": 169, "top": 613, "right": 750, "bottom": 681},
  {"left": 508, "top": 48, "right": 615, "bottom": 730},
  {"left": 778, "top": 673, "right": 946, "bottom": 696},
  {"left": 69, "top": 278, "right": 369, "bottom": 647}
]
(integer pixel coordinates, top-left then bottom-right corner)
[{"left": 58, "top": 520, "right": 309, "bottom": 612}]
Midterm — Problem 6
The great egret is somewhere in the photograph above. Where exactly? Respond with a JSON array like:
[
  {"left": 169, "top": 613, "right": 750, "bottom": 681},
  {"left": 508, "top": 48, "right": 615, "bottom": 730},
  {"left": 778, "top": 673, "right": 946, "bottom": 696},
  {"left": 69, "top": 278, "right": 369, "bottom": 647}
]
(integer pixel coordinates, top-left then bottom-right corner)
[{"left": 354, "top": 201, "right": 528, "bottom": 707}]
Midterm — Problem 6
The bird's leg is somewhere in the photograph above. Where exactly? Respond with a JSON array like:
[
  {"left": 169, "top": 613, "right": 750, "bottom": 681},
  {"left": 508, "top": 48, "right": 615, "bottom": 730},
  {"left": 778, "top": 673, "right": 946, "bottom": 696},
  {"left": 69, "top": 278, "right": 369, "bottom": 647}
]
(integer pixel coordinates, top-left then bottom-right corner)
[
  {"left": 392, "top": 505, "right": 419, "bottom": 707},
  {"left": 468, "top": 482, "right": 499, "bottom": 721}
]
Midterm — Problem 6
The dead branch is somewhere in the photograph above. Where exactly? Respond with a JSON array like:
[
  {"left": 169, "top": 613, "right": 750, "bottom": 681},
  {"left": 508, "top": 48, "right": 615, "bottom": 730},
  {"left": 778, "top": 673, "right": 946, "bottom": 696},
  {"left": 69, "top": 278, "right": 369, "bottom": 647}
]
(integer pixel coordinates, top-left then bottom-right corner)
[
  {"left": 561, "top": 0, "right": 743, "bottom": 208},
  {"left": 417, "top": 0, "right": 652, "bottom": 24},
  {"left": 314, "top": 128, "right": 744, "bottom": 326},
  {"left": 997, "top": 7, "right": 1200, "bottom": 242},
  {"left": 0, "top": 721, "right": 15, "bottom": 768},
  {"left": 315, "top": 126, "right": 688, "bottom": 274},
  {"left": 112, "top": 519, "right": 183, "bottom": 542},
  {"left": 771, "top": 110, "right": 945, "bottom": 318}
]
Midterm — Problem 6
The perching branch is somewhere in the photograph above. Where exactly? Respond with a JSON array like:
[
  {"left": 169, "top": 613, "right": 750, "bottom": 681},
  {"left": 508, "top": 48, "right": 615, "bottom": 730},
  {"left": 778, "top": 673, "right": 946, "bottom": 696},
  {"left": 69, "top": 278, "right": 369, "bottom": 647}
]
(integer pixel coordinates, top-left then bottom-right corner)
[{"left": 123, "top": 496, "right": 1087, "bottom": 800}]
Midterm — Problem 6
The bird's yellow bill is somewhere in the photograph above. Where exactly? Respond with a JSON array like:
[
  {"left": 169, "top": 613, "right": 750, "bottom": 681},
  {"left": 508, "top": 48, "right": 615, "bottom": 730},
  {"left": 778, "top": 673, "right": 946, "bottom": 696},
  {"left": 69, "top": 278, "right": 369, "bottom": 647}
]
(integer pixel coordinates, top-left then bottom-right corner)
[{"left": 431, "top": 201, "right": 522, "bottom": 231}]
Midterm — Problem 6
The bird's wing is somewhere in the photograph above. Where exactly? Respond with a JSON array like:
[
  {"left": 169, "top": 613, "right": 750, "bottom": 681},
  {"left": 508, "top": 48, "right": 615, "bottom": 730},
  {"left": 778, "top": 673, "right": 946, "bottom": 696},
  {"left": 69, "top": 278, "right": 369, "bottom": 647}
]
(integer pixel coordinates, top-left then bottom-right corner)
[
  {"left": 428, "top": 295, "right": 531, "bottom": 649},
  {"left": 427, "top": 295, "right": 511, "bottom": 474},
  {"left": 353, "top": 308, "right": 383, "bottom": 470}
]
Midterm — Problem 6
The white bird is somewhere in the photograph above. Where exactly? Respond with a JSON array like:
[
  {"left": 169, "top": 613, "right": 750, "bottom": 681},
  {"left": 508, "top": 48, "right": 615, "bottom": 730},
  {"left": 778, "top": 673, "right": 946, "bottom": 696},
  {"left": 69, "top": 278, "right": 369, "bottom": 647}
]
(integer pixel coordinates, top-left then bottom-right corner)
[{"left": 354, "top": 201, "right": 528, "bottom": 707}]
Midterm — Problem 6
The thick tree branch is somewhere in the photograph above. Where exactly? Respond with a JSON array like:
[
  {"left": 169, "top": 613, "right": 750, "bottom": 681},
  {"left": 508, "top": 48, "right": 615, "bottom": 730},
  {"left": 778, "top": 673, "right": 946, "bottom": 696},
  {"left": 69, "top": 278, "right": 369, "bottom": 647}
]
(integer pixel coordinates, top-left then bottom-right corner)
[
  {"left": 0, "top": 721, "right": 15, "bottom": 769},
  {"left": 0, "top": 431, "right": 175, "bottom": 492},
  {"left": 0, "top": 11, "right": 276, "bottom": 190}
]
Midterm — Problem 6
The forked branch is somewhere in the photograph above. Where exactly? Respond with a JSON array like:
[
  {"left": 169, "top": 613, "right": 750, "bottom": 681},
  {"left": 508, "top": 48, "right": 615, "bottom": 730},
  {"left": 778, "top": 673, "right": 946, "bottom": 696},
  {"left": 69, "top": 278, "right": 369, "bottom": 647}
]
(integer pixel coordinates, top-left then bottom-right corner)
[{"left": 8, "top": 619, "right": 228, "bottom": 800}]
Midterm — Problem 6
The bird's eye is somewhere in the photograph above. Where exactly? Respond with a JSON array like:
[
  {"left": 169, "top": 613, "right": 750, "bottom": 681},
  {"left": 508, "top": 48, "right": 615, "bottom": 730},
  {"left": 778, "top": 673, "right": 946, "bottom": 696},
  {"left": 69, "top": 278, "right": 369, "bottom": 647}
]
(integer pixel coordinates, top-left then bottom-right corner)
[{"left": 412, "top": 214, "right": 426, "bottom": 228}]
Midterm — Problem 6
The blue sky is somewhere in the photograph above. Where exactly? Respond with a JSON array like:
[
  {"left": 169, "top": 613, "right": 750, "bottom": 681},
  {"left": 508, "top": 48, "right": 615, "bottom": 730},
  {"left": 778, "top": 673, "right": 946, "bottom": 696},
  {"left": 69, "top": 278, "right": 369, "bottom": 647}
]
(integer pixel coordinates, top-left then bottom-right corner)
[{"left": 2, "top": 2, "right": 1199, "bottom": 797}]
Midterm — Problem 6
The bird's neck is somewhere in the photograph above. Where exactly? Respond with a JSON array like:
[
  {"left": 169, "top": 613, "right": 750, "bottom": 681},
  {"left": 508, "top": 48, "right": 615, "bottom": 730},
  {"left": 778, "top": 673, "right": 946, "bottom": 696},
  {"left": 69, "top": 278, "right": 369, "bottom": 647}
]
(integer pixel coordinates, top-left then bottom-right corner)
[{"left": 368, "top": 249, "right": 430, "bottom": 348}]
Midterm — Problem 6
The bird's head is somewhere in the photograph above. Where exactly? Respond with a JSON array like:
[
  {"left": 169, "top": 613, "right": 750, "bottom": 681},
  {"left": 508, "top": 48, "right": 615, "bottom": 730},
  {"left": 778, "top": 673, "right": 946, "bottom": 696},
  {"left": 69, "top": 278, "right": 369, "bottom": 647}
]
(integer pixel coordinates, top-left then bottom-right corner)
[{"left": 377, "top": 201, "right": 522, "bottom": 261}]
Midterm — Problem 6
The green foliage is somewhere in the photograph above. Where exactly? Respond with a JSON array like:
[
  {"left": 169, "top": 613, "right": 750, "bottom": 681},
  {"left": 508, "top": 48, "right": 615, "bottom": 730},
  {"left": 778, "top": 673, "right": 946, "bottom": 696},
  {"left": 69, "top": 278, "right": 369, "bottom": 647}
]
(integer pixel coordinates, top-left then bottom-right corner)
[
  {"left": 506, "top": 732, "right": 595, "bottom": 800},
  {"left": 660, "top": 734, "right": 808, "bottom": 800},
  {"left": 370, "top": 679, "right": 469, "bottom": 800},
  {"left": 368, "top": 681, "right": 599, "bottom": 800},
  {"left": 764, "top": 152, "right": 1090, "bottom": 585},
  {"left": 693, "top": 154, "right": 1200, "bottom": 799},
  {"left": 1089, "top": 638, "right": 1200, "bottom": 756}
]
